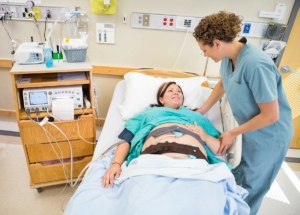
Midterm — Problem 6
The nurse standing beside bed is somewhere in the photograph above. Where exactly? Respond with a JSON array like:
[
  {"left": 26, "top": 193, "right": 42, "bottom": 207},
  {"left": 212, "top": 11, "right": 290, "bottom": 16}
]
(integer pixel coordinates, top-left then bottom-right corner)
[
  {"left": 102, "top": 81, "right": 227, "bottom": 188},
  {"left": 193, "top": 10, "right": 293, "bottom": 215}
]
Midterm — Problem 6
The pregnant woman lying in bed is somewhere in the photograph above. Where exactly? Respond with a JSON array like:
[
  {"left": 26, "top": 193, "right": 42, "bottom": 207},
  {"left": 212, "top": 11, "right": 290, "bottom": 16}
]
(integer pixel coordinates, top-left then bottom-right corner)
[{"left": 102, "top": 81, "right": 227, "bottom": 188}]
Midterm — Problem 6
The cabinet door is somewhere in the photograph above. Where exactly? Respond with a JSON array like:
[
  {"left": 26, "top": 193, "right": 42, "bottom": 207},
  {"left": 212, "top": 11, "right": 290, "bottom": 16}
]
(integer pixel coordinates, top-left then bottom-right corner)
[
  {"left": 278, "top": 8, "right": 300, "bottom": 148},
  {"left": 29, "top": 156, "right": 92, "bottom": 184}
]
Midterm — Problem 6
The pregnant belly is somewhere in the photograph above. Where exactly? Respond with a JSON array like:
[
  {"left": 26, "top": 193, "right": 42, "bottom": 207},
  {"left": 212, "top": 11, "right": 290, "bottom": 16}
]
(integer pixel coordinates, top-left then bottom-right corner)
[{"left": 142, "top": 123, "right": 207, "bottom": 159}]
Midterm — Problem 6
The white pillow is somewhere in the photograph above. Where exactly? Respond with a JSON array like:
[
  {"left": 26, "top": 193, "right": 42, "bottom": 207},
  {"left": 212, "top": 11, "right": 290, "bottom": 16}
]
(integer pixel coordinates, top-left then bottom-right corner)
[{"left": 118, "top": 72, "right": 207, "bottom": 120}]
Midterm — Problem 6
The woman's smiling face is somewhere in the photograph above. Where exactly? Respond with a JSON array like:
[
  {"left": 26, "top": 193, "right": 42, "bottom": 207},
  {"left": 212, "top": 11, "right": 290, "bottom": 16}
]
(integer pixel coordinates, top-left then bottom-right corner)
[{"left": 159, "top": 84, "right": 184, "bottom": 109}]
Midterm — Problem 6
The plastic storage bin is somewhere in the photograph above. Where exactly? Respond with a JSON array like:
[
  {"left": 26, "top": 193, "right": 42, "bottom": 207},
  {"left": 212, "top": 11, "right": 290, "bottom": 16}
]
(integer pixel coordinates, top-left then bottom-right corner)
[{"left": 63, "top": 48, "right": 87, "bottom": 63}]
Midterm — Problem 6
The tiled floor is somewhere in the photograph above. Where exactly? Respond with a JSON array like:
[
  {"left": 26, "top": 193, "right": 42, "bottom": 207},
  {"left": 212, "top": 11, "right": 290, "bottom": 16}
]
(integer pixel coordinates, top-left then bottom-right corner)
[{"left": 1, "top": 115, "right": 300, "bottom": 215}]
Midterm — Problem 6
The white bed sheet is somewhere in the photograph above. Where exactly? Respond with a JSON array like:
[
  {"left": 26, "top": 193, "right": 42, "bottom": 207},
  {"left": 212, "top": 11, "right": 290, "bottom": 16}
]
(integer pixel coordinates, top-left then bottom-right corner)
[{"left": 93, "top": 80, "right": 223, "bottom": 162}]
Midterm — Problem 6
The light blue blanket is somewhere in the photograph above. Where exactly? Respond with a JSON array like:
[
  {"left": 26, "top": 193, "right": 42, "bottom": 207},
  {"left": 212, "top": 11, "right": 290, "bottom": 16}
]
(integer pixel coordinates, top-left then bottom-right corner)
[{"left": 64, "top": 150, "right": 250, "bottom": 215}]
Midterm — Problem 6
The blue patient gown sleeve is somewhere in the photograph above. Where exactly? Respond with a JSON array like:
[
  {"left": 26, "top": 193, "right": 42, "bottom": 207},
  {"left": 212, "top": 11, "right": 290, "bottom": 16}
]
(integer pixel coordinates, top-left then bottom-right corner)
[{"left": 118, "top": 128, "right": 134, "bottom": 144}]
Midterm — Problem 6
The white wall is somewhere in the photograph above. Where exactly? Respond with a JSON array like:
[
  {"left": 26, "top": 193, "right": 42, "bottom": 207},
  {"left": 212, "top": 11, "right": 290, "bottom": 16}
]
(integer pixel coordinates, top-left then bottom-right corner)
[{"left": 0, "top": 0, "right": 295, "bottom": 117}]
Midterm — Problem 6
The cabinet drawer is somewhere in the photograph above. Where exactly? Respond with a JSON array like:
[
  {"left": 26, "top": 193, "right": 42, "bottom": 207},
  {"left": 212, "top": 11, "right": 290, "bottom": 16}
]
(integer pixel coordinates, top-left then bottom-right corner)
[
  {"left": 29, "top": 156, "right": 92, "bottom": 184},
  {"left": 19, "top": 115, "right": 94, "bottom": 144},
  {"left": 26, "top": 139, "right": 94, "bottom": 163}
]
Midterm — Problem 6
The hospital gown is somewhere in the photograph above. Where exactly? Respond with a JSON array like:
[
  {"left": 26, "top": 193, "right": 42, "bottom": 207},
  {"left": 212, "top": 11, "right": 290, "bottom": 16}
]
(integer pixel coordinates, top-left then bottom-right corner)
[{"left": 123, "top": 106, "right": 230, "bottom": 168}]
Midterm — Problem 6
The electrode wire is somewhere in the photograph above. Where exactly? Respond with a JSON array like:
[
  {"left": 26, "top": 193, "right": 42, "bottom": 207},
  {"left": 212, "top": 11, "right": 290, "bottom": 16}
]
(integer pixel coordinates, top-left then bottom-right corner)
[{"left": 172, "top": 27, "right": 191, "bottom": 70}]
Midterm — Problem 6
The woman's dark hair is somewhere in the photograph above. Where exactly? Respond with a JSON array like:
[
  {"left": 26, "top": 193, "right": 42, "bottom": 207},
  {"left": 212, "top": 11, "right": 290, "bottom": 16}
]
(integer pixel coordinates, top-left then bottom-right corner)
[
  {"left": 193, "top": 11, "right": 242, "bottom": 46},
  {"left": 150, "top": 82, "right": 184, "bottom": 107}
]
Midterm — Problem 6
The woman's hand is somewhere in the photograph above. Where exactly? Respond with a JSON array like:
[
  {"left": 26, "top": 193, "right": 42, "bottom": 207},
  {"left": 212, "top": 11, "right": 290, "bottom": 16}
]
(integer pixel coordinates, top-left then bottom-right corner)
[
  {"left": 217, "top": 130, "right": 236, "bottom": 155},
  {"left": 196, "top": 106, "right": 208, "bottom": 115},
  {"left": 186, "top": 122, "right": 208, "bottom": 142},
  {"left": 101, "top": 163, "right": 122, "bottom": 188}
]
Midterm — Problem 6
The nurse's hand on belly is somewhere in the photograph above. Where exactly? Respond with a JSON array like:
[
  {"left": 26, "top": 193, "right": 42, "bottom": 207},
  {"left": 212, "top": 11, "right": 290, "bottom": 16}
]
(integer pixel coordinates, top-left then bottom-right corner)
[
  {"left": 217, "top": 131, "right": 235, "bottom": 154},
  {"left": 185, "top": 122, "right": 221, "bottom": 155},
  {"left": 185, "top": 122, "right": 208, "bottom": 142}
]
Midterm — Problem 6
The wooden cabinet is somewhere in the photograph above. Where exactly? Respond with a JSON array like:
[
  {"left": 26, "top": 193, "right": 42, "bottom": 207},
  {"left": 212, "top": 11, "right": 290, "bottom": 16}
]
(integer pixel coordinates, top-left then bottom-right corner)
[{"left": 10, "top": 60, "right": 96, "bottom": 191}]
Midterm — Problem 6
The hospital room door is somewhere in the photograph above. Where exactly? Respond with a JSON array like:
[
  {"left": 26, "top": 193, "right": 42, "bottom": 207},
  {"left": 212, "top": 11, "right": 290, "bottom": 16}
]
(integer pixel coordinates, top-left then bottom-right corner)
[{"left": 278, "top": 8, "right": 300, "bottom": 149}]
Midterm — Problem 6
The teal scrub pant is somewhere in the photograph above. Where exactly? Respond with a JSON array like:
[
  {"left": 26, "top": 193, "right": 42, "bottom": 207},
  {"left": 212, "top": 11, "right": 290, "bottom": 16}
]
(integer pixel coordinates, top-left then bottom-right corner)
[{"left": 232, "top": 142, "right": 289, "bottom": 215}]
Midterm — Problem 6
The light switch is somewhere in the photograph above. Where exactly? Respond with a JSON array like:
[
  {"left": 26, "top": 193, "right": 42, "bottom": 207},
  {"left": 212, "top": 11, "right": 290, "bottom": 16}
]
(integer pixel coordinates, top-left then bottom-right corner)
[{"left": 96, "top": 23, "right": 115, "bottom": 44}]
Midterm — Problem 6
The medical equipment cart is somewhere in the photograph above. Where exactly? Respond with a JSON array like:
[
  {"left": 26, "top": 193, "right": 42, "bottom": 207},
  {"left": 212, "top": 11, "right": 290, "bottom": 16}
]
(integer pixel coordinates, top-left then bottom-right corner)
[{"left": 10, "top": 59, "right": 96, "bottom": 193}]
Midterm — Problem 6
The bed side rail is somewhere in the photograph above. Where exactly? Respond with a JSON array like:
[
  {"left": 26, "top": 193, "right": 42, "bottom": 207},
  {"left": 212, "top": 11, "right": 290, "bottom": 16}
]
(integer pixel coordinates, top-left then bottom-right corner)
[{"left": 220, "top": 95, "right": 242, "bottom": 169}]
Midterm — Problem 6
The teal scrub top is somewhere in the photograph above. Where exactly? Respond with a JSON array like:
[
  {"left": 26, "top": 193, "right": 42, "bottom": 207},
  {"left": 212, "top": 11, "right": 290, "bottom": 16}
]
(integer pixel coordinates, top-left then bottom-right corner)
[{"left": 220, "top": 41, "right": 293, "bottom": 150}]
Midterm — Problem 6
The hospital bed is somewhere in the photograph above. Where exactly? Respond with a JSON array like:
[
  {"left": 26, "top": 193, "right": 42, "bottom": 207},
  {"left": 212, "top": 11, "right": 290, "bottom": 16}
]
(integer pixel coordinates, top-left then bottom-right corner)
[{"left": 64, "top": 71, "right": 249, "bottom": 215}]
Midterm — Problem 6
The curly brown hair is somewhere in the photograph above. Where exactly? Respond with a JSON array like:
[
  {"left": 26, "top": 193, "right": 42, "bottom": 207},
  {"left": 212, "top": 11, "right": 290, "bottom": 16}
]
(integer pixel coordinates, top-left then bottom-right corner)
[{"left": 193, "top": 11, "right": 242, "bottom": 46}]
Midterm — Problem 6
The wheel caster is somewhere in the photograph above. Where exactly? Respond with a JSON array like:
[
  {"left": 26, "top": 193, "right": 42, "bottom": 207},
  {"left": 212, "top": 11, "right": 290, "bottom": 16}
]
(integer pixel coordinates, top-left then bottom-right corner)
[{"left": 37, "top": 187, "right": 42, "bottom": 193}]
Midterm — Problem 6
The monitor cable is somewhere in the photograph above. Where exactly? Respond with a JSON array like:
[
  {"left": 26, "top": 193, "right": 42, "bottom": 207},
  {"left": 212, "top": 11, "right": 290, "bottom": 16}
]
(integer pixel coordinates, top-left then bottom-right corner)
[{"left": 172, "top": 26, "right": 191, "bottom": 71}]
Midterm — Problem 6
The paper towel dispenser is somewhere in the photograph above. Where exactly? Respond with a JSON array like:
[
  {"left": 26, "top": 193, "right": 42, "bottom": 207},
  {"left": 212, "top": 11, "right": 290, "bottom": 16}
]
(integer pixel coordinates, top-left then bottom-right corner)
[{"left": 23, "top": 85, "right": 83, "bottom": 113}]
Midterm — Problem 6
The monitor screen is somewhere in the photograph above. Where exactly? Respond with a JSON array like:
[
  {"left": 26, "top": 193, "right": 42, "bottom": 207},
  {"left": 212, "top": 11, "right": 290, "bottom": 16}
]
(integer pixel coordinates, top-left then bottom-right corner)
[{"left": 29, "top": 91, "right": 48, "bottom": 105}]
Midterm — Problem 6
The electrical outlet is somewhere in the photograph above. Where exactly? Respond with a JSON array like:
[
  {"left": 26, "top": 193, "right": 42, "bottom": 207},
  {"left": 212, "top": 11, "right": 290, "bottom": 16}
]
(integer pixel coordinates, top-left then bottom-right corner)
[
  {"left": 175, "top": 16, "right": 193, "bottom": 30},
  {"left": 142, "top": 14, "right": 150, "bottom": 26},
  {"left": 243, "top": 23, "right": 251, "bottom": 34},
  {"left": 182, "top": 19, "right": 192, "bottom": 27},
  {"left": 131, "top": 12, "right": 194, "bottom": 31},
  {"left": 46, "top": 9, "right": 51, "bottom": 18},
  {"left": 239, "top": 22, "right": 269, "bottom": 38}
]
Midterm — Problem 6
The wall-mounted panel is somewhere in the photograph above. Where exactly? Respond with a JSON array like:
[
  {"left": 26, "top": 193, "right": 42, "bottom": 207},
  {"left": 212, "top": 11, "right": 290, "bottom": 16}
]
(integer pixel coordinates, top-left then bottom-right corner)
[
  {"left": 0, "top": 3, "right": 68, "bottom": 22},
  {"left": 131, "top": 12, "right": 270, "bottom": 39}
]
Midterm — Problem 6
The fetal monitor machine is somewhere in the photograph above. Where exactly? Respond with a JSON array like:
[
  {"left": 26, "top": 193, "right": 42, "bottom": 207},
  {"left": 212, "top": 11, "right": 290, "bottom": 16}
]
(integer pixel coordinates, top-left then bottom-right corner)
[{"left": 23, "top": 85, "right": 83, "bottom": 113}]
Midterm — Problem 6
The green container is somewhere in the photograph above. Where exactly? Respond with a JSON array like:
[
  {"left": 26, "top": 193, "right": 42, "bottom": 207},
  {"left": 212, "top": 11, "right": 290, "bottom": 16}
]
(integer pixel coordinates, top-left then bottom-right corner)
[{"left": 52, "top": 52, "right": 63, "bottom": 60}]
